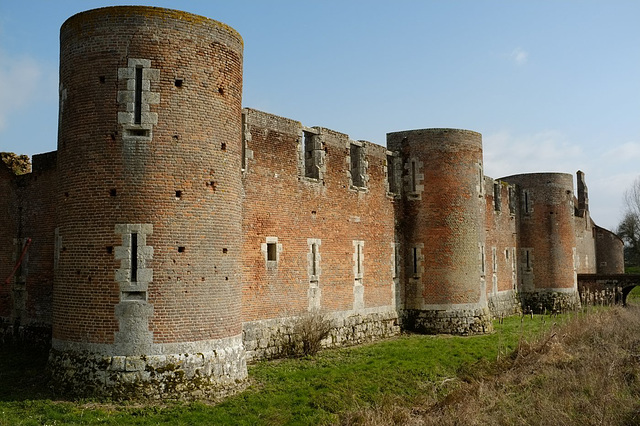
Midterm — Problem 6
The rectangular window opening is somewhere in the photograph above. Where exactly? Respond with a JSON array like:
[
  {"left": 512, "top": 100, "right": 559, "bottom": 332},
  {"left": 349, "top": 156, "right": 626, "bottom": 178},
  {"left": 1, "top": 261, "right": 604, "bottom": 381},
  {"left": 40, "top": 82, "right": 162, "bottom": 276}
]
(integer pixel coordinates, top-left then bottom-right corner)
[
  {"left": 524, "top": 191, "right": 530, "bottom": 214},
  {"left": 123, "top": 291, "right": 146, "bottom": 301},
  {"left": 412, "top": 247, "right": 418, "bottom": 276},
  {"left": 392, "top": 245, "right": 399, "bottom": 278},
  {"left": 356, "top": 244, "right": 362, "bottom": 275},
  {"left": 492, "top": 247, "right": 497, "bottom": 272},
  {"left": 387, "top": 155, "right": 398, "bottom": 194},
  {"left": 304, "top": 131, "right": 320, "bottom": 179},
  {"left": 493, "top": 183, "right": 501, "bottom": 211},
  {"left": 267, "top": 242, "right": 277, "bottom": 261},
  {"left": 311, "top": 243, "right": 318, "bottom": 276},
  {"left": 410, "top": 160, "right": 417, "bottom": 193},
  {"left": 125, "top": 128, "right": 150, "bottom": 138},
  {"left": 130, "top": 233, "right": 138, "bottom": 282},
  {"left": 350, "top": 144, "right": 364, "bottom": 187},
  {"left": 134, "top": 66, "right": 143, "bottom": 125},
  {"left": 508, "top": 187, "right": 516, "bottom": 214}
]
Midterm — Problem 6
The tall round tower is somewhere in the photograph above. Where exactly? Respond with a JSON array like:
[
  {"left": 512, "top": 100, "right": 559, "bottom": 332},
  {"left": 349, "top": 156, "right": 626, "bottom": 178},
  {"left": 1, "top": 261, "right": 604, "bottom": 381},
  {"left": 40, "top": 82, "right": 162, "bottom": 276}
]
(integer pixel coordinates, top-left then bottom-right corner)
[
  {"left": 387, "top": 129, "right": 491, "bottom": 335},
  {"left": 502, "top": 173, "right": 579, "bottom": 312},
  {"left": 50, "top": 6, "right": 246, "bottom": 398}
]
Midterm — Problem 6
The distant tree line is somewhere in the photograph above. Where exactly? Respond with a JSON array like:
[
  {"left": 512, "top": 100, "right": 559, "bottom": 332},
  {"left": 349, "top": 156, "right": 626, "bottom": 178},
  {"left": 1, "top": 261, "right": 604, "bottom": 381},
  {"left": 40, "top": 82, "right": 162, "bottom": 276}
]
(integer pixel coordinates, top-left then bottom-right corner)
[{"left": 617, "top": 176, "right": 640, "bottom": 270}]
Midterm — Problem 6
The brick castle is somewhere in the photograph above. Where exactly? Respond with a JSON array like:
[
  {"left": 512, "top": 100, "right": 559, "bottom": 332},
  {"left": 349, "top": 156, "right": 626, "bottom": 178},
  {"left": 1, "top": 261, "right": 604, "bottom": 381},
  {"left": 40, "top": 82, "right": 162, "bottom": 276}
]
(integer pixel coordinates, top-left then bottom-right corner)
[{"left": 0, "top": 7, "right": 624, "bottom": 398}]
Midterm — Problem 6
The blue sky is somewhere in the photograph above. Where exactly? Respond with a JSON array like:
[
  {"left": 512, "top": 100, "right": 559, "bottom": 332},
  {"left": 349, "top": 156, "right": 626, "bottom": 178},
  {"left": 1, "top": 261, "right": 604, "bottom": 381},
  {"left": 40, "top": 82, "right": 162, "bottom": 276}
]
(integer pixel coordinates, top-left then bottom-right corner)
[{"left": 1, "top": 1, "right": 638, "bottom": 230}]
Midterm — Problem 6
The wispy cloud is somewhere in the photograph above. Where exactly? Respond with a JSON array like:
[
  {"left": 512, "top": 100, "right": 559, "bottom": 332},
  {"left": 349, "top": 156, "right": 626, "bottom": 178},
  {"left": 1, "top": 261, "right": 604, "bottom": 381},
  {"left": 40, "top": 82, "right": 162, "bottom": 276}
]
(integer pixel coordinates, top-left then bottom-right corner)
[
  {"left": 483, "top": 130, "right": 583, "bottom": 179},
  {"left": 483, "top": 130, "right": 639, "bottom": 230},
  {"left": 511, "top": 47, "right": 528, "bottom": 65},
  {"left": 0, "top": 50, "right": 43, "bottom": 132},
  {"left": 601, "top": 141, "right": 640, "bottom": 164}
]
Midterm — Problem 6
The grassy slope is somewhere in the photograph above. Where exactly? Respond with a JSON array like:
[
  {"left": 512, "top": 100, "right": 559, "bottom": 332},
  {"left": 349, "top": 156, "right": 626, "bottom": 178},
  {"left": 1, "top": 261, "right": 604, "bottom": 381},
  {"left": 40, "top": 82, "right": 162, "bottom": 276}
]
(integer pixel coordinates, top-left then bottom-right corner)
[
  {"left": 0, "top": 307, "right": 634, "bottom": 425},
  {"left": 0, "top": 314, "right": 554, "bottom": 425}
]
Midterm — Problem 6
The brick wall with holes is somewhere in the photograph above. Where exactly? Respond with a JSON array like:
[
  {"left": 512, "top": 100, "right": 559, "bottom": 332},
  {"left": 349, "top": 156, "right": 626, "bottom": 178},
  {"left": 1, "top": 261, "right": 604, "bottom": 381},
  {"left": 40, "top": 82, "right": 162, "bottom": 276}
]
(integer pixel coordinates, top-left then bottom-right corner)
[
  {"left": 484, "top": 177, "right": 518, "bottom": 294},
  {"left": 388, "top": 129, "right": 485, "bottom": 307},
  {"left": 502, "top": 173, "right": 577, "bottom": 290},
  {"left": 54, "top": 7, "right": 244, "bottom": 345},
  {"left": 0, "top": 163, "right": 18, "bottom": 321},
  {"left": 15, "top": 153, "right": 57, "bottom": 331},
  {"left": 241, "top": 108, "right": 396, "bottom": 322}
]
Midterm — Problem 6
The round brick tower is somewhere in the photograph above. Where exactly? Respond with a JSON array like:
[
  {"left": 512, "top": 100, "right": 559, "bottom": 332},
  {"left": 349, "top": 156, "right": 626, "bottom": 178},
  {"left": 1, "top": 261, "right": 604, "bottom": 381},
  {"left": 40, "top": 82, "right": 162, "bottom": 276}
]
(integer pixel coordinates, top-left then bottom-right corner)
[
  {"left": 50, "top": 6, "right": 246, "bottom": 398},
  {"left": 387, "top": 129, "right": 492, "bottom": 335},
  {"left": 502, "top": 173, "right": 579, "bottom": 312}
]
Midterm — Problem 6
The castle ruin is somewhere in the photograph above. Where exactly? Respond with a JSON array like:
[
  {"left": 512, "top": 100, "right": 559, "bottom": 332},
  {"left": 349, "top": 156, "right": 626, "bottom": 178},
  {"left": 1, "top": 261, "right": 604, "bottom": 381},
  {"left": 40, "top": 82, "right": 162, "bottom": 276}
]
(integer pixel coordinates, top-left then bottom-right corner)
[{"left": 0, "top": 6, "right": 624, "bottom": 398}]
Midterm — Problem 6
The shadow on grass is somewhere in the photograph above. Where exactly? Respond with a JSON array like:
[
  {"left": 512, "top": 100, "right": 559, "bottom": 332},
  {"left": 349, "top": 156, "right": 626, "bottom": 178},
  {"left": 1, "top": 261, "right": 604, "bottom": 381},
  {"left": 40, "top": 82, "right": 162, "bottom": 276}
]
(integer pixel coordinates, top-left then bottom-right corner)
[{"left": 0, "top": 344, "right": 54, "bottom": 402}]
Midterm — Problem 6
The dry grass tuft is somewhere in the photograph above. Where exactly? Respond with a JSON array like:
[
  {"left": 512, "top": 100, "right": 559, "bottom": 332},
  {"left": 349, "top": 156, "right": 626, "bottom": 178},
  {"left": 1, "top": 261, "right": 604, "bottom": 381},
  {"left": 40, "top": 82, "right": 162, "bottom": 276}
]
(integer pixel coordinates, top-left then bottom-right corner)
[{"left": 341, "top": 306, "right": 640, "bottom": 426}]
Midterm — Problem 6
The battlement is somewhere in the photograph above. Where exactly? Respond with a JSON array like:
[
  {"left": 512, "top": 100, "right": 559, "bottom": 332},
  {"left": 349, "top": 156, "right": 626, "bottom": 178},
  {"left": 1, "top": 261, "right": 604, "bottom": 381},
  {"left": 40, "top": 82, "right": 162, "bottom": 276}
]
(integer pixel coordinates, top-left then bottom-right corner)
[{"left": 0, "top": 6, "right": 624, "bottom": 400}]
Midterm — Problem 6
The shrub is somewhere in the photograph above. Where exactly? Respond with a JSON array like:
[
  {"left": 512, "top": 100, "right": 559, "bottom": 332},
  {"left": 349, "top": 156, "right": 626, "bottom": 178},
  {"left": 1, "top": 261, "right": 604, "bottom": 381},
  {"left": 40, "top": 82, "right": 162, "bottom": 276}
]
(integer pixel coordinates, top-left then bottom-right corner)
[{"left": 292, "top": 310, "right": 333, "bottom": 356}]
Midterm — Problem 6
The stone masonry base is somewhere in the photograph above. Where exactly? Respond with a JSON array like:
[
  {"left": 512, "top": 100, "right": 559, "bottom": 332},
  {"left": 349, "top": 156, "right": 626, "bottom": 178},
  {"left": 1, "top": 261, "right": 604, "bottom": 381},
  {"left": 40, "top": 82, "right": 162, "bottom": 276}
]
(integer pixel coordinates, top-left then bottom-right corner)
[
  {"left": 520, "top": 290, "right": 581, "bottom": 314},
  {"left": 488, "top": 290, "right": 522, "bottom": 319},
  {"left": 401, "top": 307, "right": 493, "bottom": 335},
  {"left": 243, "top": 309, "right": 400, "bottom": 362},
  {"left": 48, "top": 336, "right": 247, "bottom": 400}
]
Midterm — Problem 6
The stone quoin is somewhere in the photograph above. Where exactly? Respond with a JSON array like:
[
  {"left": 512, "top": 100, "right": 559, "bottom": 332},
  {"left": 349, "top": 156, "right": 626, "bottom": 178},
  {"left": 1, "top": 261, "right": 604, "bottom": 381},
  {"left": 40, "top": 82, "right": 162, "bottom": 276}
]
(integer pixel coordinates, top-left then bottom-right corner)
[{"left": 0, "top": 6, "right": 624, "bottom": 398}]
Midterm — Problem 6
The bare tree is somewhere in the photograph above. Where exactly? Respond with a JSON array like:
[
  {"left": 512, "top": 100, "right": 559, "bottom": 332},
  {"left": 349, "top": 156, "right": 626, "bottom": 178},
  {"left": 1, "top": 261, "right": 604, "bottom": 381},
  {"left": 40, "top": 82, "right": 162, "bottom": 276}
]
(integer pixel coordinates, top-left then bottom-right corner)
[{"left": 618, "top": 176, "right": 640, "bottom": 267}]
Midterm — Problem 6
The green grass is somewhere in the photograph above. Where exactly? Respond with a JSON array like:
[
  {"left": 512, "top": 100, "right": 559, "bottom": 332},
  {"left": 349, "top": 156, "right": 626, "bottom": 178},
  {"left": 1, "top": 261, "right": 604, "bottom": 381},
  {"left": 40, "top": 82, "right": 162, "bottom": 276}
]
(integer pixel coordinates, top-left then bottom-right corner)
[
  {"left": 0, "top": 314, "right": 566, "bottom": 425},
  {"left": 625, "top": 265, "right": 640, "bottom": 274}
]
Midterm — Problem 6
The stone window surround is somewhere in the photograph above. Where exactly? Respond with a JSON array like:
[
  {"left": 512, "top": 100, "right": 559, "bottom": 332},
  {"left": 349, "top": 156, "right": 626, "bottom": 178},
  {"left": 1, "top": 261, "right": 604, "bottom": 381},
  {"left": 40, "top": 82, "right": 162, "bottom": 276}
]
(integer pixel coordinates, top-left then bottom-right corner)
[
  {"left": 385, "top": 151, "right": 401, "bottom": 197},
  {"left": 352, "top": 240, "right": 365, "bottom": 311},
  {"left": 117, "top": 58, "right": 160, "bottom": 141},
  {"left": 521, "top": 248, "right": 533, "bottom": 272},
  {"left": 299, "top": 126, "right": 325, "bottom": 182},
  {"left": 241, "top": 110, "right": 254, "bottom": 175},
  {"left": 114, "top": 223, "right": 153, "bottom": 302},
  {"left": 261, "top": 236, "right": 282, "bottom": 269},
  {"left": 347, "top": 140, "right": 368, "bottom": 191},
  {"left": 411, "top": 243, "right": 424, "bottom": 278},
  {"left": 404, "top": 156, "right": 424, "bottom": 200},
  {"left": 307, "top": 238, "right": 321, "bottom": 284}
]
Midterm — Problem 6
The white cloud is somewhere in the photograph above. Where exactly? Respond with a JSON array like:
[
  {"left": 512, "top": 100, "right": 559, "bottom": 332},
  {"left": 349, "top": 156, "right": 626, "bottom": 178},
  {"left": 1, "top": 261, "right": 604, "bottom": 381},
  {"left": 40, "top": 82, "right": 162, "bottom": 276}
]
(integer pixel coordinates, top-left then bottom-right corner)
[
  {"left": 601, "top": 141, "right": 640, "bottom": 164},
  {"left": 0, "top": 50, "right": 43, "bottom": 132},
  {"left": 483, "top": 129, "right": 584, "bottom": 179},
  {"left": 483, "top": 130, "right": 639, "bottom": 230},
  {"left": 511, "top": 47, "right": 528, "bottom": 65}
]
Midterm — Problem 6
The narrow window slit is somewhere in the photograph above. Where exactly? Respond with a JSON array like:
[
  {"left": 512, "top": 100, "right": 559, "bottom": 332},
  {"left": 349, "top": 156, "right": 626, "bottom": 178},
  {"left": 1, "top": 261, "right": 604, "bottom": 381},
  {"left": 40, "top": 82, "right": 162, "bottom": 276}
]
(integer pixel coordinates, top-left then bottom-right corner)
[
  {"left": 311, "top": 243, "right": 318, "bottom": 276},
  {"left": 130, "top": 233, "right": 138, "bottom": 282},
  {"left": 134, "top": 66, "right": 143, "bottom": 125}
]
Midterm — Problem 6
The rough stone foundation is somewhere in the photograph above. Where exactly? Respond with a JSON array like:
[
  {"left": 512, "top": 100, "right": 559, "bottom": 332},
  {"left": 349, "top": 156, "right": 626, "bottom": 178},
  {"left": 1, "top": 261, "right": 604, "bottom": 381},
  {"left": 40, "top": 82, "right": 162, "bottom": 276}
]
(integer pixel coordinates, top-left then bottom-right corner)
[
  {"left": 520, "top": 290, "right": 581, "bottom": 314},
  {"left": 402, "top": 307, "right": 493, "bottom": 335},
  {"left": 488, "top": 290, "right": 522, "bottom": 318},
  {"left": 243, "top": 309, "right": 399, "bottom": 362},
  {"left": 48, "top": 335, "right": 247, "bottom": 400}
]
